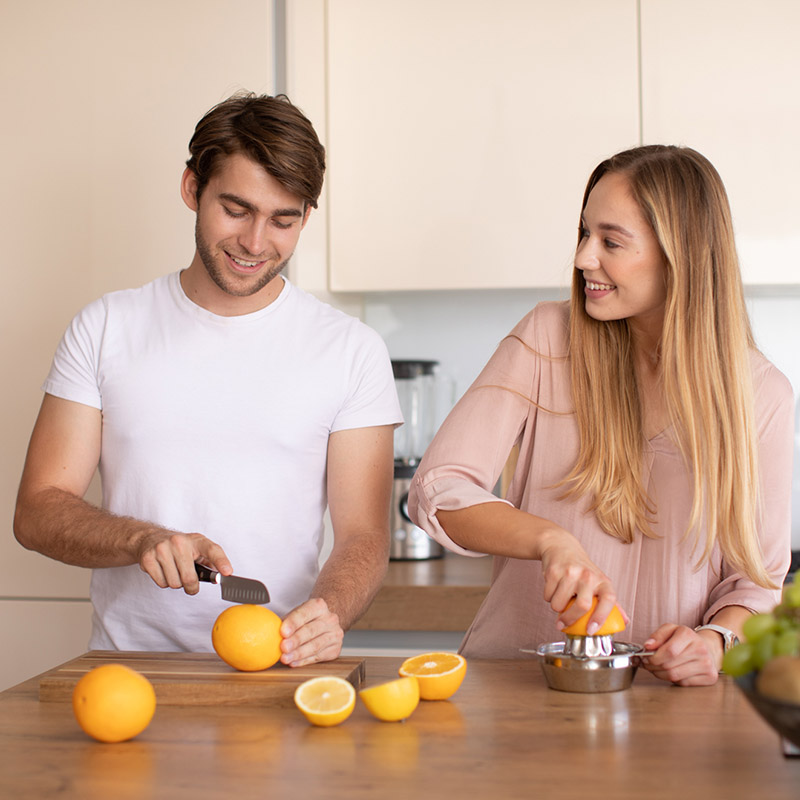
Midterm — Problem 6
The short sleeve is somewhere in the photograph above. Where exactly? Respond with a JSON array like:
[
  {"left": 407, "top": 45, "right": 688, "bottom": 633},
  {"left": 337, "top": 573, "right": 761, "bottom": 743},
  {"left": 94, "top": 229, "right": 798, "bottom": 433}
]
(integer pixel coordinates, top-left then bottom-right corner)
[
  {"left": 42, "top": 297, "right": 107, "bottom": 410},
  {"left": 330, "top": 323, "right": 403, "bottom": 433}
]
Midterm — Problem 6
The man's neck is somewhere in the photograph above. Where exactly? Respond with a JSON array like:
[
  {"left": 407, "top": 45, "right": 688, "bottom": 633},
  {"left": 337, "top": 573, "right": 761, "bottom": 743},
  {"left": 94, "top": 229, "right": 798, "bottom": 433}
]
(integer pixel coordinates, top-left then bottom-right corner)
[{"left": 179, "top": 258, "right": 286, "bottom": 316}]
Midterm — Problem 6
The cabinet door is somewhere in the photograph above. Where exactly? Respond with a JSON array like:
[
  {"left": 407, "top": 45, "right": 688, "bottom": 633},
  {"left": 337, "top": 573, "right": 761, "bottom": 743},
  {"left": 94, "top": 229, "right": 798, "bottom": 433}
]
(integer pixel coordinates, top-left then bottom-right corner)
[
  {"left": 326, "top": 0, "right": 639, "bottom": 291},
  {"left": 2, "top": 0, "right": 274, "bottom": 599},
  {"left": 641, "top": 0, "right": 800, "bottom": 285}
]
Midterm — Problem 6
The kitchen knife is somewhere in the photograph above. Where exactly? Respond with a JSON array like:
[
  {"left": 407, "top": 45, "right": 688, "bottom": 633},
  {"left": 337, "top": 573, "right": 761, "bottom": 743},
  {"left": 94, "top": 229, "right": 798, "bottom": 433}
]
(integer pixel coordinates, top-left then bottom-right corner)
[{"left": 194, "top": 563, "right": 270, "bottom": 604}]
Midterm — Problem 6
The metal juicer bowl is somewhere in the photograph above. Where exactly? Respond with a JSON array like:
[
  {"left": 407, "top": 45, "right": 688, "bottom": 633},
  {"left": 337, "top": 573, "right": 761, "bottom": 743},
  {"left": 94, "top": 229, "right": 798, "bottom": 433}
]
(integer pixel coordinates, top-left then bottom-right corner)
[{"left": 534, "top": 641, "right": 645, "bottom": 693}]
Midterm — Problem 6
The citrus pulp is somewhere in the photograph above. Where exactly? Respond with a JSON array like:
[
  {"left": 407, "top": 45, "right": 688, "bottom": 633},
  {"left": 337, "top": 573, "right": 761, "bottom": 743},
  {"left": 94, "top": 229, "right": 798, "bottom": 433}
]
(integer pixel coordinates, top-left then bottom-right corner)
[
  {"left": 294, "top": 676, "right": 356, "bottom": 727},
  {"left": 398, "top": 652, "right": 467, "bottom": 700}
]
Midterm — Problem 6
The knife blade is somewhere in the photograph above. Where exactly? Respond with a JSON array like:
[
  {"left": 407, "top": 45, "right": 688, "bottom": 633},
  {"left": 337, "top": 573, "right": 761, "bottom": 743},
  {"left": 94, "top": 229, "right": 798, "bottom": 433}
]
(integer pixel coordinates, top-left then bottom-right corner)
[{"left": 194, "top": 563, "right": 270, "bottom": 604}]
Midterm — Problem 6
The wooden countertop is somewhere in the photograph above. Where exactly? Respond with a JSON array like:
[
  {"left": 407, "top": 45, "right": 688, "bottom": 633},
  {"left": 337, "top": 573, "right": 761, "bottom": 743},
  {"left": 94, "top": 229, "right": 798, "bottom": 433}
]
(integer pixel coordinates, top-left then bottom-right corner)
[
  {"left": 1, "top": 653, "right": 798, "bottom": 799},
  {"left": 352, "top": 552, "right": 493, "bottom": 631}
]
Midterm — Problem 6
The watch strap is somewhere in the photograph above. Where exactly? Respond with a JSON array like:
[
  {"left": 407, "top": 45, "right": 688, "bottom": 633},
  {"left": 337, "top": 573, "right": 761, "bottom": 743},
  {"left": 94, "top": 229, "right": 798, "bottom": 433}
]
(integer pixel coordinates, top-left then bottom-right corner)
[{"left": 694, "top": 623, "right": 740, "bottom": 652}]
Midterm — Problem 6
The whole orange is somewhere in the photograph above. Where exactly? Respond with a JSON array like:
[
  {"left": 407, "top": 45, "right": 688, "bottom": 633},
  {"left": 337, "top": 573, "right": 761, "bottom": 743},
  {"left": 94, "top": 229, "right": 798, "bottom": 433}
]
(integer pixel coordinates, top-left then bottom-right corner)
[
  {"left": 72, "top": 664, "right": 157, "bottom": 743},
  {"left": 212, "top": 604, "right": 284, "bottom": 671}
]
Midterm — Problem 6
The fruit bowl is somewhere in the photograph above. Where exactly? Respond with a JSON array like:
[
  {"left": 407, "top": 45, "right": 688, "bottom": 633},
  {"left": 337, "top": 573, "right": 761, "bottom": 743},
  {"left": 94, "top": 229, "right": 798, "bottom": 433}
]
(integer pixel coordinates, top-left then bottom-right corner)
[{"left": 734, "top": 672, "right": 800, "bottom": 749}]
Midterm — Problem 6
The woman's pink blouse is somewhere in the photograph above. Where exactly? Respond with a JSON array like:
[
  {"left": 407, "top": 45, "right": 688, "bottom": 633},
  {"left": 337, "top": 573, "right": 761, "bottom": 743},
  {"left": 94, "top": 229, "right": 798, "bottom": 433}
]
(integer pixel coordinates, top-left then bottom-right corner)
[{"left": 408, "top": 302, "right": 794, "bottom": 657}]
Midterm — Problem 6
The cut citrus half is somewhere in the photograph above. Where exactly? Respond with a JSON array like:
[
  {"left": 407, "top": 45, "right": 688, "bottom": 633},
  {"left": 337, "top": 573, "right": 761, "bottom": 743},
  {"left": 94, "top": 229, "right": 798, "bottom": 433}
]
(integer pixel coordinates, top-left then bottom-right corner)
[
  {"left": 294, "top": 676, "right": 356, "bottom": 727},
  {"left": 398, "top": 652, "right": 467, "bottom": 700},
  {"left": 359, "top": 676, "right": 420, "bottom": 722},
  {"left": 561, "top": 598, "right": 626, "bottom": 637}
]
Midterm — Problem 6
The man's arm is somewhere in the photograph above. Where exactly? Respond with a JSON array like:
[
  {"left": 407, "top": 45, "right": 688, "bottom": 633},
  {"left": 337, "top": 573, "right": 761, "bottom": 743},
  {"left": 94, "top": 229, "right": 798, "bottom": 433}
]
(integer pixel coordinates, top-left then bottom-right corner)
[
  {"left": 279, "top": 424, "right": 394, "bottom": 666},
  {"left": 14, "top": 394, "right": 232, "bottom": 592}
]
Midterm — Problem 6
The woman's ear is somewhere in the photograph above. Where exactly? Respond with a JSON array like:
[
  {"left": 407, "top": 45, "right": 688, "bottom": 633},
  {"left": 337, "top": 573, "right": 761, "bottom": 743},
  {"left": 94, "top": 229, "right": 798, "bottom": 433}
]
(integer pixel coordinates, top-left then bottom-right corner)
[{"left": 180, "top": 167, "right": 200, "bottom": 212}]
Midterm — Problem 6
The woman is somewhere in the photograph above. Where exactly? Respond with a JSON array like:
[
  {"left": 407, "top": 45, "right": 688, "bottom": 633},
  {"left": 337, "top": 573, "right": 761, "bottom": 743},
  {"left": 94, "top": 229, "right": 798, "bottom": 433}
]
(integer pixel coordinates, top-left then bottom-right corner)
[{"left": 408, "top": 145, "right": 793, "bottom": 686}]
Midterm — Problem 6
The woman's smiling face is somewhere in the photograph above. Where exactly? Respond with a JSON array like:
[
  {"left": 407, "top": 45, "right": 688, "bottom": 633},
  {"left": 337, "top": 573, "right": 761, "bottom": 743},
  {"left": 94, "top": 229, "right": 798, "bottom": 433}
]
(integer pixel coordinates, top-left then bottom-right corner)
[{"left": 575, "top": 172, "right": 668, "bottom": 335}]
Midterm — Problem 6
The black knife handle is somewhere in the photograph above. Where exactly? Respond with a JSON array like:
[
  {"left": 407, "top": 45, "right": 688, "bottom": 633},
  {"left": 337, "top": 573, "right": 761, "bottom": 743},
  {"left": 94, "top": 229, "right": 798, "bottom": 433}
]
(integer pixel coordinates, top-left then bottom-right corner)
[{"left": 194, "top": 563, "right": 219, "bottom": 583}]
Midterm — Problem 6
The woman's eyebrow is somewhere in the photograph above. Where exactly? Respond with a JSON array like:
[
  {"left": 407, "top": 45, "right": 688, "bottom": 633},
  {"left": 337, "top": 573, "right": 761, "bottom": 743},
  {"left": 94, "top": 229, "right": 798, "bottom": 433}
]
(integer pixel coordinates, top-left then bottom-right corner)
[{"left": 597, "top": 222, "right": 634, "bottom": 238}]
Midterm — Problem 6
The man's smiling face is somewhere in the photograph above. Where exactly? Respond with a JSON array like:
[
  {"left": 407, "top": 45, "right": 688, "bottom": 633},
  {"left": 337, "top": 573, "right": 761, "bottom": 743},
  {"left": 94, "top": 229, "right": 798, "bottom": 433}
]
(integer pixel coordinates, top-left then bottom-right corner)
[{"left": 181, "top": 151, "right": 310, "bottom": 314}]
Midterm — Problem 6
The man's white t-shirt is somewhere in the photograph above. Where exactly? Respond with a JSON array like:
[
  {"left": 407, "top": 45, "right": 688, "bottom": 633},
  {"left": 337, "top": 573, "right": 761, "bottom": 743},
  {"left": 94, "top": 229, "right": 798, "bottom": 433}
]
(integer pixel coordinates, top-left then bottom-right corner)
[{"left": 43, "top": 272, "right": 402, "bottom": 651}]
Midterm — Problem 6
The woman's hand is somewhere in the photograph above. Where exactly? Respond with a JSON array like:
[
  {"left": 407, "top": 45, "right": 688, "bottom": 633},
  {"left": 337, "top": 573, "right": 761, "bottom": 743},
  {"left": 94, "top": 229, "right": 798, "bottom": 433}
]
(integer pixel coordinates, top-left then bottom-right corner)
[
  {"left": 640, "top": 624, "right": 720, "bottom": 686},
  {"left": 538, "top": 527, "right": 621, "bottom": 634}
]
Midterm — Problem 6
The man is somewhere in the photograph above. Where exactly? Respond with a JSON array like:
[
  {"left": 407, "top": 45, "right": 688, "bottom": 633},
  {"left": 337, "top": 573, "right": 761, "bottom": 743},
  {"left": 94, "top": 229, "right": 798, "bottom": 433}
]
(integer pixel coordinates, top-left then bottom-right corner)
[{"left": 13, "top": 93, "right": 402, "bottom": 667}]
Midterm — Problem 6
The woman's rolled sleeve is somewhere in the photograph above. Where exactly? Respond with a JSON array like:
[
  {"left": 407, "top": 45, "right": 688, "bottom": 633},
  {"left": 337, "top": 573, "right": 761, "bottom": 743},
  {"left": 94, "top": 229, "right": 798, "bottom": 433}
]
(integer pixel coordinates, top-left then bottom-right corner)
[
  {"left": 410, "top": 470, "right": 512, "bottom": 556},
  {"left": 408, "top": 320, "right": 544, "bottom": 557}
]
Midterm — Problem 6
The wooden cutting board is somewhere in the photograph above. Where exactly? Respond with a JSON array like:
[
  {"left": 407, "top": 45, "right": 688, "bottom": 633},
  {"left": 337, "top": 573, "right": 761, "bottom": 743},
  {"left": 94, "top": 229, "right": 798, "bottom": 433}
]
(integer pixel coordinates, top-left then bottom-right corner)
[{"left": 39, "top": 650, "right": 366, "bottom": 707}]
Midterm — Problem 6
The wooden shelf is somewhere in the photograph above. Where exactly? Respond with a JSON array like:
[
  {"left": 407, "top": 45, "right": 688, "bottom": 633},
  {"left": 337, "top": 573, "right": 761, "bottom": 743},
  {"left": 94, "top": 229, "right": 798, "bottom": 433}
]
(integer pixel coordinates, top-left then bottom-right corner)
[{"left": 352, "top": 552, "right": 492, "bottom": 632}]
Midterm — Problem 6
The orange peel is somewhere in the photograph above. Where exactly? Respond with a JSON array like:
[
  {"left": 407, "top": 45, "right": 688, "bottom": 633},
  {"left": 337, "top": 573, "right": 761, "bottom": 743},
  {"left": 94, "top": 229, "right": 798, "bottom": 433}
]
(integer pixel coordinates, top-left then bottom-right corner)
[{"left": 561, "top": 598, "right": 626, "bottom": 637}]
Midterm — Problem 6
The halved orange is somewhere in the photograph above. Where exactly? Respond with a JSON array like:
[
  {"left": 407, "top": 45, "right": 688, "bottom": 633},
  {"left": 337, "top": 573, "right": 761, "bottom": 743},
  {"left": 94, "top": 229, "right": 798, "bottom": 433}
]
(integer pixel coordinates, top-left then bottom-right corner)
[
  {"left": 398, "top": 652, "right": 467, "bottom": 700},
  {"left": 294, "top": 676, "right": 356, "bottom": 727},
  {"left": 359, "top": 677, "right": 420, "bottom": 722},
  {"left": 561, "top": 598, "right": 626, "bottom": 637}
]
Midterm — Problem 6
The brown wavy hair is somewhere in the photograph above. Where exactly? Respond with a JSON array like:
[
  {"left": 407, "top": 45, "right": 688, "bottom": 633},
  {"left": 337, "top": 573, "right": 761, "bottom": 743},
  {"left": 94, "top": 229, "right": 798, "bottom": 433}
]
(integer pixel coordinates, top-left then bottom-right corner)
[
  {"left": 186, "top": 92, "right": 325, "bottom": 208},
  {"left": 562, "top": 145, "right": 771, "bottom": 587}
]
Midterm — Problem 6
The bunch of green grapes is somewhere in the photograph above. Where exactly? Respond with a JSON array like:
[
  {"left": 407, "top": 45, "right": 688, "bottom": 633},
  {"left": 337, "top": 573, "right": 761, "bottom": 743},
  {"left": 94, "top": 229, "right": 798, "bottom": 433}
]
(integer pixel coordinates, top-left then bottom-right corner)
[{"left": 722, "top": 570, "right": 800, "bottom": 677}]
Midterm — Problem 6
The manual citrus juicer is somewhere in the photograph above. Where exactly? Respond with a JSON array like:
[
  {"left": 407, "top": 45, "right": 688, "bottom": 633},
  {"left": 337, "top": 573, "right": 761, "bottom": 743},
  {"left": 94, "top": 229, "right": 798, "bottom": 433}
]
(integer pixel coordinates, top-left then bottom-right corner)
[
  {"left": 525, "top": 599, "right": 650, "bottom": 693},
  {"left": 562, "top": 600, "right": 626, "bottom": 657}
]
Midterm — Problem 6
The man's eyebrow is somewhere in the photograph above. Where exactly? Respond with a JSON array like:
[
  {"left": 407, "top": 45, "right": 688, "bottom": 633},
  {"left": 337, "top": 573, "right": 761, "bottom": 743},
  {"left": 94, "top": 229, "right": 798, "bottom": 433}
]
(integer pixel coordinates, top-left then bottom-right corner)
[
  {"left": 219, "top": 193, "right": 258, "bottom": 212},
  {"left": 219, "top": 193, "right": 303, "bottom": 218}
]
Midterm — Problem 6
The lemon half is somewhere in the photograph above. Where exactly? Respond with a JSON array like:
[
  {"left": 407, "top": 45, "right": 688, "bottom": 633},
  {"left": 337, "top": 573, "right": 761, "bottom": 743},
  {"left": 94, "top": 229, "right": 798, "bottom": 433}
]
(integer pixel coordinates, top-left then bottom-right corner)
[
  {"left": 294, "top": 676, "right": 356, "bottom": 727},
  {"left": 359, "top": 676, "right": 420, "bottom": 722}
]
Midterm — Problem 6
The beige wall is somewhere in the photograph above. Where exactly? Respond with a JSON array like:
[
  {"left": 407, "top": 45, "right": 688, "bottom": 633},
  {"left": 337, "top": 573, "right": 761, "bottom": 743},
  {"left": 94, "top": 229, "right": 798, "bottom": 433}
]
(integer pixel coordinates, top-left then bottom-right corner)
[{"left": 1, "top": 0, "right": 275, "bottom": 690}]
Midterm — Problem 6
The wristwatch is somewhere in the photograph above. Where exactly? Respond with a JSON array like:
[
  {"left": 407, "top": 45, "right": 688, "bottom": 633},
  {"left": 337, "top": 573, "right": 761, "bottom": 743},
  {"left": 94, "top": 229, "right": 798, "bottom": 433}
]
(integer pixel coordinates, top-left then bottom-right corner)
[{"left": 694, "top": 623, "right": 740, "bottom": 652}]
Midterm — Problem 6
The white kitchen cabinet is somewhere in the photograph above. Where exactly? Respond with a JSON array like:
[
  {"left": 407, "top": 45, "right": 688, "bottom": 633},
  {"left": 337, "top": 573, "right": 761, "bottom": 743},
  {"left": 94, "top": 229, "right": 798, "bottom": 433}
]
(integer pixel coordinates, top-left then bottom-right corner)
[
  {"left": 640, "top": 0, "right": 800, "bottom": 285},
  {"left": 320, "top": 0, "right": 640, "bottom": 291},
  {"left": 1, "top": 0, "right": 274, "bottom": 601},
  {"left": 0, "top": 600, "right": 92, "bottom": 692}
]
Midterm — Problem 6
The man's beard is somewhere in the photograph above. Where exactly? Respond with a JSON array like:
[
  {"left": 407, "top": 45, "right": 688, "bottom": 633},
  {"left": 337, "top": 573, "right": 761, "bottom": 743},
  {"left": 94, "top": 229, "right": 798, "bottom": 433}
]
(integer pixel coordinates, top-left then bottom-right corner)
[{"left": 196, "top": 220, "right": 289, "bottom": 297}]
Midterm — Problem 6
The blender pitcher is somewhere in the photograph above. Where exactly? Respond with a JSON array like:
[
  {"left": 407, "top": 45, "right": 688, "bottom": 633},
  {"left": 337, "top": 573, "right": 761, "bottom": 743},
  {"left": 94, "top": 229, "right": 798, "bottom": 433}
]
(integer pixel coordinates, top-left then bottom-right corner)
[{"left": 390, "top": 360, "right": 454, "bottom": 560}]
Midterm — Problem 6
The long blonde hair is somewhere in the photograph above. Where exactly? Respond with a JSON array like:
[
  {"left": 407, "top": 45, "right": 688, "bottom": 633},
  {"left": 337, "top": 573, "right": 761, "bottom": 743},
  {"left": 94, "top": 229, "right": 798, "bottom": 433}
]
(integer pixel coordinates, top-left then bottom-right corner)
[{"left": 563, "top": 145, "right": 771, "bottom": 587}]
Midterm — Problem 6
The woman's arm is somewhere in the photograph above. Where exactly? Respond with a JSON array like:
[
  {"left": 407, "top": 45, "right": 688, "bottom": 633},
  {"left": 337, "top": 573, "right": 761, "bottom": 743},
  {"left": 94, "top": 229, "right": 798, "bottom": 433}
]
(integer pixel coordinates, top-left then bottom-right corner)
[
  {"left": 409, "top": 312, "right": 620, "bottom": 632},
  {"left": 437, "top": 503, "right": 618, "bottom": 631}
]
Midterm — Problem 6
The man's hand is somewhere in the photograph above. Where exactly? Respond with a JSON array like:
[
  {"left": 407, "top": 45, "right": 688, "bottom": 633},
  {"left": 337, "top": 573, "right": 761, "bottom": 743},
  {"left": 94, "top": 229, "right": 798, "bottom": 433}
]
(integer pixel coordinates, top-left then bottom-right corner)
[
  {"left": 640, "top": 623, "right": 720, "bottom": 686},
  {"left": 279, "top": 597, "right": 344, "bottom": 667},
  {"left": 137, "top": 531, "right": 233, "bottom": 595},
  {"left": 275, "top": 424, "right": 393, "bottom": 669}
]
